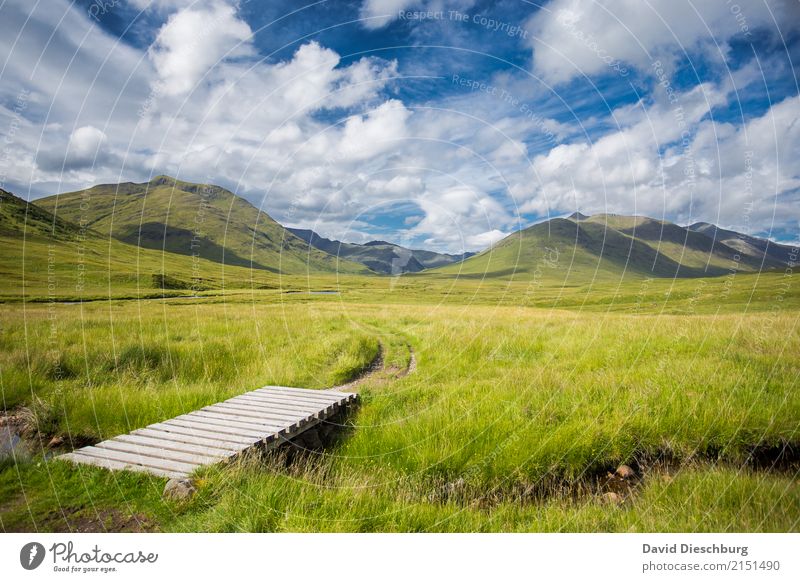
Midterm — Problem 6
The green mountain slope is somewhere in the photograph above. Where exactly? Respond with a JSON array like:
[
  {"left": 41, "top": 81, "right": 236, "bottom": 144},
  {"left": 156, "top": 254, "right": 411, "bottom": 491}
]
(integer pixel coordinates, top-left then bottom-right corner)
[
  {"left": 1, "top": 188, "right": 78, "bottom": 239},
  {"left": 288, "top": 228, "right": 473, "bottom": 274},
  {"left": 583, "top": 214, "right": 784, "bottom": 271},
  {"left": 429, "top": 213, "right": 790, "bottom": 282},
  {"left": 0, "top": 187, "right": 306, "bottom": 300},
  {"left": 37, "top": 176, "right": 368, "bottom": 275},
  {"left": 688, "top": 221, "right": 796, "bottom": 266}
]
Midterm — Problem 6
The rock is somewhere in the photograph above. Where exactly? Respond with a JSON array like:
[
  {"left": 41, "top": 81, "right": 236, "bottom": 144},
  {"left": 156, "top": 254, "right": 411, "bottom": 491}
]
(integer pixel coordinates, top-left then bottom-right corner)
[
  {"left": 601, "top": 491, "right": 622, "bottom": 505},
  {"left": 47, "top": 436, "right": 64, "bottom": 448},
  {"left": 615, "top": 464, "right": 635, "bottom": 479},
  {"left": 163, "top": 478, "right": 196, "bottom": 501}
]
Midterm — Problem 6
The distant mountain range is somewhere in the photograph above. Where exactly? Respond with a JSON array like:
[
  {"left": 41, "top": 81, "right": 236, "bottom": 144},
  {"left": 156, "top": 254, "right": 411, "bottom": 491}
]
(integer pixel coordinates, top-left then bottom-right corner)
[
  {"left": 3, "top": 176, "right": 795, "bottom": 288},
  {"left": 288, "top": 228, "right": 474, "bottom": 274},
  {"left": 435, "top": 211, "right": 795, "bottom": 281}
]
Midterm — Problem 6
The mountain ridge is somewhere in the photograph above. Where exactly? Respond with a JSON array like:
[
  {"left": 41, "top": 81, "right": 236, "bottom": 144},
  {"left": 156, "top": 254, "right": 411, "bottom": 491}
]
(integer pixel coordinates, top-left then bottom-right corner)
[
  {"left": 288, "top": 227, "right": 474, "bottom": 274},
  {"left": 429, "top": 212, "right": 794, "bottom": 281},
  {"left": 36, "top": 176, "right": 368, "bottom": 275}
]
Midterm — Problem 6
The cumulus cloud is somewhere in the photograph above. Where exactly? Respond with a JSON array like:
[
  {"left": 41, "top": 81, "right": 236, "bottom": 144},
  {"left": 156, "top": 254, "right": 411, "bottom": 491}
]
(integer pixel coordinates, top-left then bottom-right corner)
[
  {"left": 525, "top": 0, "right": 794, "bottom": 85},
  {"left": 408, "top": 186, "right": 513, "bottom": 250},
  {"left": 37, "top": 126, "right": 115, "bottom": 172},
  {"left": 520, "top": 91, "right": 800, "bottom": 236},
  {"left": 65, "top": 126, "right": 110, "bottom": 168},
  {"left": 148, "top": 1, "right": 253, "bottom": 96},
  {"left": 2, "top": 0, "right": 798, "bottom": 253}
]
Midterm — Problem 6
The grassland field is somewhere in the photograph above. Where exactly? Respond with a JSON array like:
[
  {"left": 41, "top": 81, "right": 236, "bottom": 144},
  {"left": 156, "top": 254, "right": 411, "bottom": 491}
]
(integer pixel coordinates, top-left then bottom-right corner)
[{"left": 0, "top": 266, "right": 798, "bottom": 532}]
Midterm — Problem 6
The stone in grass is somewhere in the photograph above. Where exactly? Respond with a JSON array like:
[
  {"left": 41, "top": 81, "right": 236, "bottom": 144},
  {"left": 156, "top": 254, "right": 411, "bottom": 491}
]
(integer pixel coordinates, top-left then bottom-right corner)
[
  {"left": 601, "top": 492, "right": 623, "bottom": 505},
  {"left": 615, "top": 465, "right": 636, "bottom": 479},
  {"left": 163, "top": 478, "right": 197, "bottom": 501}
]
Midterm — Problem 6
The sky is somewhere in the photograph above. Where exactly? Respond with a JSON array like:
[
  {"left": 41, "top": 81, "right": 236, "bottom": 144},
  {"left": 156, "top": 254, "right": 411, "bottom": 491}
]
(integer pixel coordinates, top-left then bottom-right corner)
[{"left": 0, "top": 0, "right": 798, "bottom": 252}]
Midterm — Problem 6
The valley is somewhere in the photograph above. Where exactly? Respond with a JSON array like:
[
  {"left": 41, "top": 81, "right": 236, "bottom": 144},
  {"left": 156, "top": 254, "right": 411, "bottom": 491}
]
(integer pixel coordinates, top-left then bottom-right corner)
[{"left": 0, "top": 177, "right": 797, "bottom": 533}]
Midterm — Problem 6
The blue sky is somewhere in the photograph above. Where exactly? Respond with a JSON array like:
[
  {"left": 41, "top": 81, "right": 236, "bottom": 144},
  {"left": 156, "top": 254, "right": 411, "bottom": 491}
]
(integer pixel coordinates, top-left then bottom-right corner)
[{"left": 0, "top": 0, "right": 798, "bottom": 251}]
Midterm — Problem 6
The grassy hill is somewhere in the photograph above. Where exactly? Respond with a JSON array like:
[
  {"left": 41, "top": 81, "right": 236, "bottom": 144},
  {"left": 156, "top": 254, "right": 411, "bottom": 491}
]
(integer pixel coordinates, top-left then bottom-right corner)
[
  {"left": 37, "top": 176, "right": 368, "bottom": 276},
  {"left": 288, "top": 228, "right": 473, "bottom": 274},
  {"left": 0, "top": 187, "right": 79, "bottom": 239},
  {"left": 0, "top": 187, "right": 338, "bottom": 300},
  {"left": 688, "top": 221, "right": 797, "bottom": 266},
  {"left": 429, "top": 212, "right": 791, "bottom": 282}
]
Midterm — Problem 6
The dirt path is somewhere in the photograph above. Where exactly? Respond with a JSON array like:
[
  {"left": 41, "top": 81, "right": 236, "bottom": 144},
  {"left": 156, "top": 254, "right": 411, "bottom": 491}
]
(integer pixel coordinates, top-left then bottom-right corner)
[{"left": 329, "top": 343, "right": 416, "bottom": 392}]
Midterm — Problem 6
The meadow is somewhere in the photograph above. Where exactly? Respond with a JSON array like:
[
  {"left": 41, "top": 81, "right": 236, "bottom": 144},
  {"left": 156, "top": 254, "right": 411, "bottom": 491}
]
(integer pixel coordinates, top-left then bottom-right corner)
[{"left": 1, "top": 270, "right": 798, "bottom": 532}]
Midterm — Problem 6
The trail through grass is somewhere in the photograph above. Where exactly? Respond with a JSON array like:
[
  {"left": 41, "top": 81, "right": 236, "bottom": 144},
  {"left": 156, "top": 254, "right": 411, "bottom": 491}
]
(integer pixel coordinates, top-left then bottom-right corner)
[{"left": 1, "top": 274, "right": 798, "bottom": 532}]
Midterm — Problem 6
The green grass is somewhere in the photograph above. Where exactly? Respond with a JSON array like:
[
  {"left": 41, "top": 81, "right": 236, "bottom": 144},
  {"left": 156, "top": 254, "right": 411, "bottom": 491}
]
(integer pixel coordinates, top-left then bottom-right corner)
[
  {"left": 1, "top": 279, "right": 798, "bottom": 532},
  {"left": 3, "top": 180, "right": 798, "bottom": 532}
]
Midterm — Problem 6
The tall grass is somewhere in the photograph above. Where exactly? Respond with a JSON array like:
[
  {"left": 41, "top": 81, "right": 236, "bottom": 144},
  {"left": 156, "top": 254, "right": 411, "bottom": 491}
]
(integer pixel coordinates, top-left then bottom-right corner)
[
  {"left": 1, "top": 283, "right": 798, "bottom": 531},
  {"left": 0, "top": 302, "right": 379, "bottom": 437}
]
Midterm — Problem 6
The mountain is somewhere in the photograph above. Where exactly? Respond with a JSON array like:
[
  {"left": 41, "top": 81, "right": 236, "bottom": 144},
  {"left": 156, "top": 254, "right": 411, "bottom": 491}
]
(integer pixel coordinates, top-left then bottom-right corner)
[
  {"left": 0, "top": 186, "right": 286, "bottom": 298},
  {"left": 0, "top": 187, "right": 79, "bottom": 239},
  {"left": 36, "top": 176, "right": 368, "bottom": 275},
  {"left": 687, "top": 222, "right": 796, "bottom": 266},
  {"left": 288, "top": 227, "right": 474, "bottom": 274},
  {"left": 429, "top": 213, "right": 792, "bottom": 282}
]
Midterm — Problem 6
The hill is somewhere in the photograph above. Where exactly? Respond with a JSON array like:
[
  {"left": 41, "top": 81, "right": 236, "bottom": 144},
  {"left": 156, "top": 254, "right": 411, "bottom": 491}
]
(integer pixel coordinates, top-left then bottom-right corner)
[
  {"left": 288, "top": 227, "right": 473, "bottom": 274},
  {"left": 0, "top": 187, "right": 79, "bottom": 239},
  {"left": 687, "top": 221, "right": 796, "bottom": 266},
  {"left": 0, "top": 187, "right": 310, "bottom": 300},
  {"left": 428, "top": 213, "right": 792, "bottom": 282},
  {"left": 37, "top": 176, "right": 368, "bottom": 275}
]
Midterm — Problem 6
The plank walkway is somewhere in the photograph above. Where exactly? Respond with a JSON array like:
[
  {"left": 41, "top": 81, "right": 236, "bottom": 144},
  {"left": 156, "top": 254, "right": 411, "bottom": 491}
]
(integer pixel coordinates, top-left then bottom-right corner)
[{"left": 60, "top": 386, "right": 357, "bottom": 479}]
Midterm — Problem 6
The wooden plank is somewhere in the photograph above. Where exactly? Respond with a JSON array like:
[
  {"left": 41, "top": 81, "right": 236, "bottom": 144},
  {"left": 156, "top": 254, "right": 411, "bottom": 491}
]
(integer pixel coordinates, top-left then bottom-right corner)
[
  {"left": 188, "top": 410, "right": 291, "bottom": 432},
  {"left": 249, "top": 391, "right": 341, "bottom": 408},
  {"left": 145, "top": 422, "right": 258, "bottom": 446},
  {"left": 182, "top": 411, "right": 287, "bottom": 433},
  {"left": 210, "top": 401, "right": 307, "bottom": 420},
  {"left": 131, "top": 427, "right": 243, "bottom": 452},
  {"left": 208, "top": 402, "right": 307, "bottom": 422},
  {"left": 258, "top": 386, "right": 347, "bottom": 402},
  {"left": 71, "top": 446, "right": 197, "bottom": 475},
  {"left": 228, "top": 395, "right": 326, "bottom": 416},
  {"left": 167, "top": 417, "right": 274, "bottom": 440},
  {"left": 197, "top": 410, "right": 296, "bottom": 434},
  {"left": 61, "top": 452, "right": 184, "bottom": 479},
  {"left": 235, "top": 393, "right": 329, "bottom": 412},
  {"left": 157, "top": 419, "right": 264, "bottom": 443},
  {"left": 115, "top": 433, "right": 236, "bottom": 459},
  {"left": 62, "top": 385, "right": 359, "bottom": 478},
  {"left": 267, "top": 387, "right": 356, "bottom": 404},
  {"left": 95, "top": 439, "right": 223, "bottom": 466},
  {"left": 210, "top": 402, "right": 308, "bottom": 423},
  {"left": 252, "top": 388, "right": 353, "bottom": 403}
]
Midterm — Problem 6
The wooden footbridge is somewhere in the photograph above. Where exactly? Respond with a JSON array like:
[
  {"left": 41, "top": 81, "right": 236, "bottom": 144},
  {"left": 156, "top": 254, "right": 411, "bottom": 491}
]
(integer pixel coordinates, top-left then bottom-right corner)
[{"left": 61, "top": 386, "right": 358, "bottom": 479}]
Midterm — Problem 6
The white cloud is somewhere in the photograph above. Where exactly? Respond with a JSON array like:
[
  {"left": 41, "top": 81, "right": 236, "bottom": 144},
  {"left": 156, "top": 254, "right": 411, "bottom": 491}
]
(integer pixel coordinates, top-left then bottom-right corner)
[
  {"left": 525, "top": 0, "right": 793, "bottom": 85},
  {"left": 520, "top": 91, "right": 800, "bottom": 236},
  {"left": 359, "top": 0, "right": 477, "bottom": 29},
  {"left": 339, "top": 100, "right": 411, "bottom": 160},
  {"left": 148, "top": 1, "right": 253, "bottom": 96},
  {"left": 466, "top": 229, "right": 507, "bottom": 248},
  {"left": 65, "top": 126, "right": 109, "bottom": 168},
  {"left": 408, "top": 186, "right": 513, "bottom": 251},
  {"left": 2, "top": 0, "right": 798, "bottom": 253},
  {"left": 360, "top": 0, "right": 417, "bottom": 30}
]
